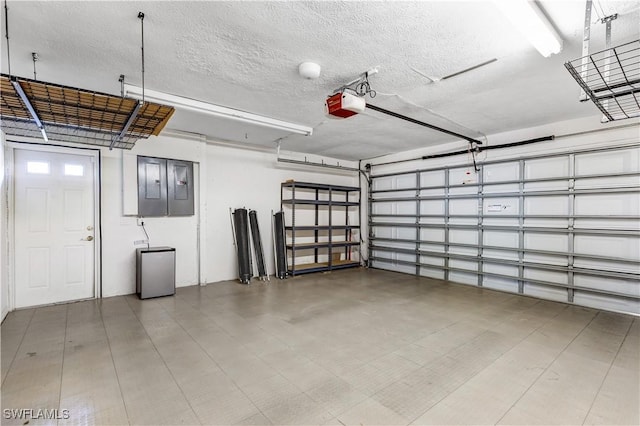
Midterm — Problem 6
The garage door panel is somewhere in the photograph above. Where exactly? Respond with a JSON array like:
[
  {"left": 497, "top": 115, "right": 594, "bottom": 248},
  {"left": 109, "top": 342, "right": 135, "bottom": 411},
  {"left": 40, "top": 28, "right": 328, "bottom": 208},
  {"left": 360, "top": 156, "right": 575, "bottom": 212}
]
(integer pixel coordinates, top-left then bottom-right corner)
[
  {"left": 575, "top": 175, "right": 639, "bottom": 189},
  {"left": 525, "top": 283, "right": 568, "bottom": 302},
  {"left": 525, "top": 233, "right": 568, "bottom": 252},
  {"left": 448, "top": 271, "right": 477, "bottom": 285},
  {"left": 373, "top": 177, "right": 394, "bottom": 191},
  {"left": 484, "top": 183, "right": 520, "bottom": 194},
  {"left": 574, "top": 275, "right": 639, "bottom": 297},
  {"left": 524, "top": 253, "right": 567, "bottom": 266},
  {"left": 573, "top": 292, "right": 639, "bottom": 315},
  {"left": 449, "top": 246, "right": 476, "bottom": 257},
  {"left": 483, "top": 276, "right": 518, "bottom": 293},
  {"left": 525, "top": 157, "right": 569, "bottom": 180},
  {"left": 449, "top": 168, "right": 478, "bottom": 193},
  {"left": 449, "top": 199, "right": 477, "bottom": 215},
  {"left": 483, "top": 162, "right": 519, "bottom": 183},
  {"left": 484, "top": 230, "right": 518, "bottom": 248},
  {"left": 396, "top": 227, "right": 417, "bottom": 240},
  {"left": 396, "top": 201, "right": 417, "bottom": 215},
  {"left": 420, "top": 228, "right": 445, "bottom": 242},
  {"left": 419, "top": 255, "right": 444, "bottom": 267},
  {"left": 420, "top": 188, "right": 445, "bottom": 197},
  {"left": 524, "top": 269, "right": 568, "bottom": 285},
  {"left": 484, "top": 197, "right": 519, "bottom": 215},
  {"left": 420, "top": 170, "right": 445, "bottom": 186},
  {"left": 484, "top": 248, "right": 518, "bottom": 261},
  {"left": 419, "top": 243, "right": 445, "bottom": 253},
  {"left": 483, "top": 217, "right": 519, "bottom": 227},
  {"left": 369, "top": 145, "right": 639, "bottom": 314},
  {"left": 450, "top": 229, "right": 477, "bottom": 245},
  {"left": 483, "top": 263, "right": 518, "bottom": 278},
  {"left": 575, "top": 193, "right": 640, "bottom": 216},
  {"left": 449, "top": 259, "right": 476, "bottom": 272},
  {"left": 574, "top": 218, "right": 637, "bottom": 230},
  {"left": 525, "top": 179, "right": 569, "bottom": 191},
  {"left": 574, "top": 259, "right": 639, "bottom": 275},
  {"left": 575, "top": 149, "right": 639, "bottom": 176},
  {"left": 524, "top": 196, "right": 568, "bottom": 215},
  {"left": 420, "top": 200, "right": 444, "bottom": 215},
  {"left": 574, "top": 235, "right": 639, "bottom": 260},
  {"left": 419, "top": 267, "right": 445, "bottom": 280}
]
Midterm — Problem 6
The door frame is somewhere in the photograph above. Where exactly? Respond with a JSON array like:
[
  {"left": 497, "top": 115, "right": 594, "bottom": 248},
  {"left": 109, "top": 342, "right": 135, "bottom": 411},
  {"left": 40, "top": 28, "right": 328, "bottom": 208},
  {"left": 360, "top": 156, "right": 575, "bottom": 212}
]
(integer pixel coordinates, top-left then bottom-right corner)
[{"left": 6, "top": 141, "right": 101, "bottom": 311}]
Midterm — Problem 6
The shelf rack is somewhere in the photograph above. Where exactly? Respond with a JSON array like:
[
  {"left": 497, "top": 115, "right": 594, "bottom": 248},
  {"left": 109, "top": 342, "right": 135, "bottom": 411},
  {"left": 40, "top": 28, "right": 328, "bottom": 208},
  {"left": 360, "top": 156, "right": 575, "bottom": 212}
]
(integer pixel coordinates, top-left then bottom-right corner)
[
  {"left": 1, "top": 74, "right": 174, "bottom": 149},
  {"left": 565, "top": 39, "right": 640, "bottom": 121},
  {"left": 281, "top": 181, "right": 361, "bottom": 275}
]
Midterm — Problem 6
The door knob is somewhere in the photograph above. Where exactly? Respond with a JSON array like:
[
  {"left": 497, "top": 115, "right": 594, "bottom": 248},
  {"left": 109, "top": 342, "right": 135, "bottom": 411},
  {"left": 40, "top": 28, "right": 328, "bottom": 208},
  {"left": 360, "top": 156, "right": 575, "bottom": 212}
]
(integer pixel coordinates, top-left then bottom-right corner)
[
  {"left": 81, "top": 236, "right": 94, "bottom": 241},
  {"left": 87, "top": 225, "right": 94, "bottom": 231}
]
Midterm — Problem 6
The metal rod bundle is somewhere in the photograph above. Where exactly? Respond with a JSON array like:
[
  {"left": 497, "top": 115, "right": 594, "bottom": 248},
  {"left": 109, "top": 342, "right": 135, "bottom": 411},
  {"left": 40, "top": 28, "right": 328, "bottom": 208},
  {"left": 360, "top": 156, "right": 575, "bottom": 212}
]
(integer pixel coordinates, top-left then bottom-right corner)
[
  {"left": 249, "top": 210, "right": 269, "bottom": 281},
  {"left": 231, "top": 208, "right": 252, "bottom": 284},
  {"left": 272, "top": 211, "right": 288, "bottom": 279}
]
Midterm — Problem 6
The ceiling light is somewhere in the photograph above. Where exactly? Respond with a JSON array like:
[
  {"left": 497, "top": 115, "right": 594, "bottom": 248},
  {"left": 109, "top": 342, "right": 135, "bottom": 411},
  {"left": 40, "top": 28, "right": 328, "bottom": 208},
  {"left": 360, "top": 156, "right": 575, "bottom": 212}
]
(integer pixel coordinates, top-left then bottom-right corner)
[
  {"left": 298, "top": 62, "right": 321, "bottom": 79},
  {"left": 124, "top": 85, "right": 313, "bottom": 136},
  {"left": 494, "top": 0, "right": 563, "bottom": 57}
]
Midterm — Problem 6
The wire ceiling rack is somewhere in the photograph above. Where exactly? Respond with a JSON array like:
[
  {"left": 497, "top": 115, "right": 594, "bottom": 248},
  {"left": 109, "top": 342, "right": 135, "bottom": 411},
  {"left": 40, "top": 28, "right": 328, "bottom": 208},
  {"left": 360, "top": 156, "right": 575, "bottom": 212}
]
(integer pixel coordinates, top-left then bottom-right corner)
[
  {"left": 565, "top": 39, "right": 640, "bottom": 122},
  {"left": 0, "top": 74, "right": 175, "bottom": 149}
]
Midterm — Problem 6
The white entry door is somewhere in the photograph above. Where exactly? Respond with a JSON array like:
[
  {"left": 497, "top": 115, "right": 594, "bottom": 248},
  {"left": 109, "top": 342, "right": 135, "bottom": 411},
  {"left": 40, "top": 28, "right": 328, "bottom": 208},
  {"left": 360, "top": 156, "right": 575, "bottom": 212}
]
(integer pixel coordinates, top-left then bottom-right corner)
[{"left": 14, "top": 148, "right": 96, "bottom": 308}]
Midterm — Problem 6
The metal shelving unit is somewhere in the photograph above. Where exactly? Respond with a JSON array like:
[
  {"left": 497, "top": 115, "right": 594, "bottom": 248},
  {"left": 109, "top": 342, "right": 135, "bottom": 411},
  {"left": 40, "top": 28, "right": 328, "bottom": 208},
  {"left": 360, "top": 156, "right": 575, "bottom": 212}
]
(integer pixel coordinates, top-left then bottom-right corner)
[
  {"left": 565, "top": 39, "right": 640, "bottom": 122},
  {"left": 281, "top": 181, "right": 361, "bottom": 276}
]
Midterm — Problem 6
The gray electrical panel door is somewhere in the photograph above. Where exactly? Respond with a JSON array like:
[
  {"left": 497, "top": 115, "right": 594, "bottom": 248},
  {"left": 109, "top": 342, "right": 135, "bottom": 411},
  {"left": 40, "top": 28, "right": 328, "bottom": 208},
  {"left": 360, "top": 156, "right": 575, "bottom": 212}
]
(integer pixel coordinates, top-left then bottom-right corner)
[
  {"left": 167, "top": 159, "right": 194, "bottom": 216},
  {"left": 138, "top": 156, "right": 168, "bottom": 216}
]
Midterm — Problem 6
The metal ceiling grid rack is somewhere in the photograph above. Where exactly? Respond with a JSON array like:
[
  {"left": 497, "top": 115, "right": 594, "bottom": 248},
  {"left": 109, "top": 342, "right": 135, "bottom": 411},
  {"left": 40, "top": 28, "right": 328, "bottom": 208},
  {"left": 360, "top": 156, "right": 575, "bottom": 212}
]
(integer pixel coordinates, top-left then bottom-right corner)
[
  {"left": 367, "top": 144, "right": 640, "bottom": 311},
  {"left": 565, "top": 39, "right": 640, "bottom": 122},
  {"left": 281, "top": 181, "right": 361, "bottom": 275},
  {"left": 0, "top": 74, "right": 175, "bottom": 149}
]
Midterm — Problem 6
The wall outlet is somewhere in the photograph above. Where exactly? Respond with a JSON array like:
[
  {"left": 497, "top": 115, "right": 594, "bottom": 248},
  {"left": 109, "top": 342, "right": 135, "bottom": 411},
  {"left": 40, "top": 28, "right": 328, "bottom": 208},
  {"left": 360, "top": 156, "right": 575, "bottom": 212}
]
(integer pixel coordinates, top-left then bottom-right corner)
[{"left": 134, "top": 239, "right": 149, "bottom": 246}]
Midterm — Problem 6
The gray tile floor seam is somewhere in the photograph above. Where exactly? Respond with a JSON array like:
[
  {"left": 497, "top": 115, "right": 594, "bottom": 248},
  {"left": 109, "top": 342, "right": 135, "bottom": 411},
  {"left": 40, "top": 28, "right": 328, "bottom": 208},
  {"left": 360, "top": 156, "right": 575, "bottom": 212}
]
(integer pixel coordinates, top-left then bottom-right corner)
[
  {"left": 56, "top": 305, "right": 70, "bottom": 423},
  {"left": 2, "top": 269, "right": 638, "bottom": 426},
  {"left": 98, "top": 301, "right": 132, "bottom": 426},
  {"left": 580, "top": 317, "right": 634, "bottom": 426},
  {"left": 0, "top": 308, "right": 35, "bottom": 387},
  {"left": 150, "top": 292, "right": 271, "bottom": 425},
  {"left": 494, "top": 310, "right": 601, "bottom": 425},
  {"left": 404, "top": 308, "right": 579, "bottom": 424},
  {"left": 382, "top": 302, "right": 569, "bottom": 423},
  {"left": 123, "top": 296, "right": 203, "bottom": 425}
]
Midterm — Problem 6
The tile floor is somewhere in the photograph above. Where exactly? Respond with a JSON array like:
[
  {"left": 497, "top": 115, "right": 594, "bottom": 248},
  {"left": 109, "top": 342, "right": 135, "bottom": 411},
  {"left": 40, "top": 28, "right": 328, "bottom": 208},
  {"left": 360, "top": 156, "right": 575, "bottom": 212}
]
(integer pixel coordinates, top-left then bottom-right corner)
[{"left": 1, "top": 268, "right": 638, "bottom": 425}]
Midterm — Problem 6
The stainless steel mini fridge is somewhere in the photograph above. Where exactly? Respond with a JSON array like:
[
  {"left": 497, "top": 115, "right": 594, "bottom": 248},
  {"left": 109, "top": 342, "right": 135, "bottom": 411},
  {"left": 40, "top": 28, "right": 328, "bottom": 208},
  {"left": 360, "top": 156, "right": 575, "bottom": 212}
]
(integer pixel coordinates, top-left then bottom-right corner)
[{"left": 136, "top": 247, "right": 176, "bottom": 299}]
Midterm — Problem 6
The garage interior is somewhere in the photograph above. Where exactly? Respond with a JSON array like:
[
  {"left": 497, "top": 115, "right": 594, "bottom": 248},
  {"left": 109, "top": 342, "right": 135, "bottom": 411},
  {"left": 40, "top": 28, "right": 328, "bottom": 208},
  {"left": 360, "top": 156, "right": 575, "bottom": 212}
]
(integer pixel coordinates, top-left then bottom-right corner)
[{"left": 0, "top": 1, "right": 639, "bottom": 425}]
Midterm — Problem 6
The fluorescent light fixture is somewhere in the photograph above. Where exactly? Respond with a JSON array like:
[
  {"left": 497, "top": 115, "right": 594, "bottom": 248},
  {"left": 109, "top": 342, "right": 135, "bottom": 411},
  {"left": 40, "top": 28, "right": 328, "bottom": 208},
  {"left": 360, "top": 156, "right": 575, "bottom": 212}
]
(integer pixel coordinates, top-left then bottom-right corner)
[
  {"left": 12, "top": 79, "right": 49, "bottom": 141},
  {"left": 124, "top": 85, "right": 313, "bottom": 136},
  {"left": 494, "top": 0, "right": 563, "bottom": 57}
]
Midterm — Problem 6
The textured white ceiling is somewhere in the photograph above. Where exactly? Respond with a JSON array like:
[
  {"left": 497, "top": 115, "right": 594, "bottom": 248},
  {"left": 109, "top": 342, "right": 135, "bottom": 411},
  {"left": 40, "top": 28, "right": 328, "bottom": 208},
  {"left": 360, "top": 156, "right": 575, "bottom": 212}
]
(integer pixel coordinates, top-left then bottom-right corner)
[{"left": 1, "top": 1, "right": 639, "bottom": 160}]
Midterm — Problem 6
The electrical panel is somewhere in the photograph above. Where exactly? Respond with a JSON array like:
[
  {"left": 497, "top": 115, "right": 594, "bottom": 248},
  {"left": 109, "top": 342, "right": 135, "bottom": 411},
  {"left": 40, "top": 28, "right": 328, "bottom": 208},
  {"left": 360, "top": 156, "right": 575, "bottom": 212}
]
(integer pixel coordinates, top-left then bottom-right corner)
[
  {"left": 138, "top": 156, "right": 168, "bottom": 216},
  {"left": 137, "top": 156, "right": 194, "bottom": 217},
  {"left": 167, "top": 159, "right": 194, "bottom": 216}
]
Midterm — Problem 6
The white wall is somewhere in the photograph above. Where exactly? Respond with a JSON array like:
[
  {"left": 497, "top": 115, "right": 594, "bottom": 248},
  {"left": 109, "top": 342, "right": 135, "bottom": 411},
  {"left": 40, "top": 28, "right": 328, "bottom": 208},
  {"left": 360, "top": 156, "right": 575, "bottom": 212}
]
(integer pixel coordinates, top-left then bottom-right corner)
[
  {"left": 365, "top": 115, "right": 640, "bottom": 315},
  {"left": 0, "top": 132, "right": 358, "bottom": 311},
  {"left": 366, "top": 116, "right": 640, "bottom": 172},
  {"left": 203, "top": 143, "right": 358, "bottom": 282},
  {"left": 106, "top": 134, "right": 358, "bottom": 295},
  {"left": 1, "top": 131, "right": 8, "bottom": 321},
  {"left": 4, "top": 113, "right": 633, "bottom": 316},
  {"left": 101, "top": 134, "right": 208, "bottom": 297}
]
